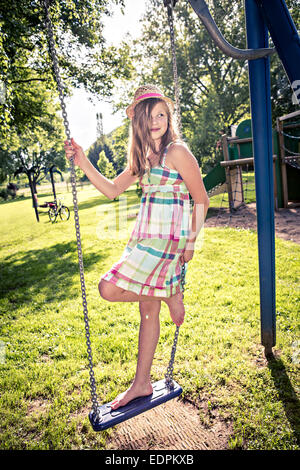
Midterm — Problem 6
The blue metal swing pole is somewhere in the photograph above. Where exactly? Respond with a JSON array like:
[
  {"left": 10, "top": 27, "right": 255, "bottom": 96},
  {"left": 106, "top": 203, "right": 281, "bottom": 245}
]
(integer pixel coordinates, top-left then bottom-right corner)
[{"left": 245, "top": 0, "right": 276, "bottom": 356}]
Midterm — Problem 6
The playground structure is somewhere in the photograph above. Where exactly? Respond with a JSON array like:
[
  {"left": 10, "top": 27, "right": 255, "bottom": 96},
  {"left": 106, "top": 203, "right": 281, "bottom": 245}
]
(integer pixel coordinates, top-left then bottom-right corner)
[
  {"left": 186, "top": 0, "right": 300, "bottom": 357},
  {"left": 276, "top": 110, "right": 300, "bottom": 209},
  {"left": 204, "top": 111, "right": 300, "bottom": 212}
]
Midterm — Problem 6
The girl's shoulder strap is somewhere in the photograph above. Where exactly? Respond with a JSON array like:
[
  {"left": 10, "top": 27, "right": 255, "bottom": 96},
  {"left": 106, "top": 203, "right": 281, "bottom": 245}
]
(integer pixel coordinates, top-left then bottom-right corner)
[{"left": 162, "top": 140, "right": 181, "bottom": 166}]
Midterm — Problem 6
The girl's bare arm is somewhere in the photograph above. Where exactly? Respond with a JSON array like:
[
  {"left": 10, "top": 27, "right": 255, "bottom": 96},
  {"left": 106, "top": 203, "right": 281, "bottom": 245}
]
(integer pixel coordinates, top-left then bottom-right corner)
[
  {"left": 80, "top": 159, "right": 138, "bottom": 200},
  {"left": 64, "top": 138, "right": 138, "bottom": 199},
  {"left": 169, "top": 143, "right": 210, "bottom": 248}
]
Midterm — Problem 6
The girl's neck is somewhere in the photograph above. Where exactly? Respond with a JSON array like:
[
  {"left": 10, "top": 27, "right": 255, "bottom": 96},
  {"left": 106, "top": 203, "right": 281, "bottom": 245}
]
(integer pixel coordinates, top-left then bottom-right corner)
[
  {"left": 154, "top": 141, "right": 161, "bottom": 152},
  {"left": 146, "top": 140, "right": 161, "bottom": 158}
]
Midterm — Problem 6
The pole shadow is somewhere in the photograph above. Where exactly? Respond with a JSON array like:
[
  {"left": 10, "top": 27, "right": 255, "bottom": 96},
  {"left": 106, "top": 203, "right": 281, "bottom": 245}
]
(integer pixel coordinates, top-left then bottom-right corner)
[{"left": 267, "top": 352, "right": 300, "bottom": 447}]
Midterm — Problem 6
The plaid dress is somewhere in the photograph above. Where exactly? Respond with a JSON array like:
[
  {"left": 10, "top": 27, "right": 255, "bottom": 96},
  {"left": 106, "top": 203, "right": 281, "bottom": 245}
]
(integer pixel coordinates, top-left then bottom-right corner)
[{"left": 100, "top": 143, "right": 191, "bottom": 297}]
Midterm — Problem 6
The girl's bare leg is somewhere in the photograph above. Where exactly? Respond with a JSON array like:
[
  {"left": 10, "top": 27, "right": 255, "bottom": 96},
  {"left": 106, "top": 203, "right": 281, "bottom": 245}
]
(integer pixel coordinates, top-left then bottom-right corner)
[
  {"left": 99, "top": 279, "right": 185, "bottom": 326},
  {"left": 111, "top": 299, "right": 161, "bottom": 410}
]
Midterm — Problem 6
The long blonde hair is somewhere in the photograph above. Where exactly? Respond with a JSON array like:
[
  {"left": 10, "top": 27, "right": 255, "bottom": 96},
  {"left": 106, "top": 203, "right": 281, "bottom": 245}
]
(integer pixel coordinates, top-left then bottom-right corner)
[{"left": 127, "top": 98, "right": 180, "bottom": 178}]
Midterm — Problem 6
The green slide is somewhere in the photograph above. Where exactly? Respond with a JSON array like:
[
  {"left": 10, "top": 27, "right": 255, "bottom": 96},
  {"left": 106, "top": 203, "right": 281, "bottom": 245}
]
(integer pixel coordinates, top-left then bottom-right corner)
[{"left": 203, "top": 162, "right": 226, "bottom": 195}]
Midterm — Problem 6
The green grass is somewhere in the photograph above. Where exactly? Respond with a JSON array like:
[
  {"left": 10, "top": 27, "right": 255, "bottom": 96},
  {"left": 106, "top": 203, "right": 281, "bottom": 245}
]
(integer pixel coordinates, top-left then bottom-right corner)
[{"left": 0, "top": 183, "right": 299, "bottom": 450}]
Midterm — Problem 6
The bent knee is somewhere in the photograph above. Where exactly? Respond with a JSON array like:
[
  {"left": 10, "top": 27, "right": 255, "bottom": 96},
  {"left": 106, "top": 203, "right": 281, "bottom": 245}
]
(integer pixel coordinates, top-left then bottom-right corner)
[{"left": 98, "top": 279, "right": 114, "bottom": 301}]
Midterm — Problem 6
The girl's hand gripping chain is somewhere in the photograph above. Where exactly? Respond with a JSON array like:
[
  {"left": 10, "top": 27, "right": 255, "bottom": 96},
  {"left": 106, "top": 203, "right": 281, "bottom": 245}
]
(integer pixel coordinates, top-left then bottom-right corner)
[{"left": 64, "top": 138, "right": 87, "bottom": 168}]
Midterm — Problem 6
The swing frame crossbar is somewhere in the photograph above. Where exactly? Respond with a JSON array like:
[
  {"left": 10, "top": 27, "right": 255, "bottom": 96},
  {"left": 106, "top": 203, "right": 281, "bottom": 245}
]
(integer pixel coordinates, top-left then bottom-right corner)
[{"left": 89, "top": 380, "right": 182, "bottom": 432}]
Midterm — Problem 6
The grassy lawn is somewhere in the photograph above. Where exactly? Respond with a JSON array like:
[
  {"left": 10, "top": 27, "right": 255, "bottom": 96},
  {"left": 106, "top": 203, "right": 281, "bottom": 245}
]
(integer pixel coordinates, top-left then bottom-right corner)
[{"left": 0, "top": 183, "right": 299, "bottom": 450}]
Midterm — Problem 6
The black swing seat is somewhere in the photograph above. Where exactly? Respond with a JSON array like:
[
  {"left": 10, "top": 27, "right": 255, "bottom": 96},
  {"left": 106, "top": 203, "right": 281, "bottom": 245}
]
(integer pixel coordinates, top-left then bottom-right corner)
[{"left": 89, "top": 379, "right": 182, "bottom": 432}]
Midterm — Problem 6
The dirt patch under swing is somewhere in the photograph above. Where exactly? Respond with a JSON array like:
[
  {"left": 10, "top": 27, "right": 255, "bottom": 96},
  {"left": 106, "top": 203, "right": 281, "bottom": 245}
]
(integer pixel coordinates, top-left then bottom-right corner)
[{"left": 106, "top": 398, "right": 233, "bottom": 451}]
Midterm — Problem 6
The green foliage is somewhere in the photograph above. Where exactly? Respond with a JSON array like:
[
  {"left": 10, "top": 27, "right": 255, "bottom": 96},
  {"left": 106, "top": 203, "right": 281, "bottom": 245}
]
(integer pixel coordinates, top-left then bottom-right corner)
[
  {"left": 0, "top": 188, "right": 9, "bottom": 200},
  {"left": 86, "top": 123, "right": 130, "bottom": 178},
  {"left": 115, "top": 0, "right": 251, "bottom": 170},
  {"left": 97, "top": 150, "right": 116, "bottom": 179},
  {"left": 112, "top": 0, "right": 299, "bottom": 172},
  {"left": 87, "top": 136, "right": 113, "bottom": 172},
  {"left": 0, "top": 102, "right": 66, "bottom": 192},
  {"left": 269, "top": 0, "right": 300, "bottom": 122},
  {"left": 107, "top": 121, "right": 130, "bottom": 174},
  {"left": 75, "top": 167, "right": 86, "bottom": 182},
  {"left": 2, "top": 0, "right": 298, "bottom": 182},
  {"left": 0, "top": 0, "right": 132, "bottom": 178}
]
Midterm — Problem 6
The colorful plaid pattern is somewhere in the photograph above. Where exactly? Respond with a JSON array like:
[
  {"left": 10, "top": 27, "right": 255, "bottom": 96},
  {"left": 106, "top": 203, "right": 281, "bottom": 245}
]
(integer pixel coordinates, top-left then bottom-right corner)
[{"left": 100, "top": 143, "right": 191, "bottom": 297}]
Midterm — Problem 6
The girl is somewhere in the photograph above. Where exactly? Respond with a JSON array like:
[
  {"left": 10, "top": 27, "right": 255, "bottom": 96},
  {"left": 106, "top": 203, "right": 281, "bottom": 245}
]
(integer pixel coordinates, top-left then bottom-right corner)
[{"left": 64, "top": 84, "right": 210, "bottom": 411}]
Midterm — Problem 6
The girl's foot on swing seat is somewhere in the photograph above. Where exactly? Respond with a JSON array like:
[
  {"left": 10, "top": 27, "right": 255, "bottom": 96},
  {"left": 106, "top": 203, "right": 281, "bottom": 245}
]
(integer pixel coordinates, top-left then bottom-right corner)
[
  {"left": 164, "top": 291, "right": 185, "bottom": 327},
  {"left": 110, "top": 381, "right": 153, "bottom": 410}
]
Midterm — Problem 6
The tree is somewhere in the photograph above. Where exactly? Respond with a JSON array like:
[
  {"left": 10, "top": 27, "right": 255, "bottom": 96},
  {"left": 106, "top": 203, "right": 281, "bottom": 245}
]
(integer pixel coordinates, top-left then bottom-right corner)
[
  {"left": 0, "top": 77, "right": 66, "bottom": 181},
  {"left": 113, "top": 0, "right": 299, "bottom": 170},
  {"left": 112, "top": 0, "right": 251, "bottom": 170},
  {"left": 107, "top": 121, "right": 130, "bottom": 174},
  {"left": 269, "top": 0, "right": 300, "bottom": 123},
  {"left": 97, "top": 150, "right": 116, "bottom": 179},
  {"left": 87, "top": 135, "right": 114, "bottom": 173},
  {"left": 0, "top": 0, "right": 133, "bottom": 173},
  {"left": 10, "top": 144, "right": 66, "bottom": 221}
]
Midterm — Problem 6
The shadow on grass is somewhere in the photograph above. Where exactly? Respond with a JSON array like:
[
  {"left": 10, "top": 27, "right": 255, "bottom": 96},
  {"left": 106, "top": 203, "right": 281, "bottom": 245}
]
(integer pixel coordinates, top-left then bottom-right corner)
[
  {"left": 267, "top": 354, "right": 300, "bottom": 446},
  {"left": 0, "top": 241, "right": 107, "bottom": 308},
  {"left": 76, "top": 189, "right": 140, "bottom": 213},
  {"left": 37, "top": 197, "right": 139, "bottom": 224},
  {"left": 0, "top": 193, "right": 58, "bottom": 205},
  {"left": 206, "top": 207, "right": 222, "bottom": 219}
]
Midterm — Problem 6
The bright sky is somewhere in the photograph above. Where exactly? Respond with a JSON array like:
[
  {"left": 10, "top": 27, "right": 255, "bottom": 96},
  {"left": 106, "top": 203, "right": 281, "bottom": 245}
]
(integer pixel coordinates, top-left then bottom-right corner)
[{"left": 64, "top": 1, "right": 147, "bottom": 151}]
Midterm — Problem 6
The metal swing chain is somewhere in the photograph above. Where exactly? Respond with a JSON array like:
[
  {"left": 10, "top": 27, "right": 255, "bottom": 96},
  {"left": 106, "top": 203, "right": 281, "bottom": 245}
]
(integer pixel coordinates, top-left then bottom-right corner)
[
  {"left": 42, "top": 0, "right": 101, "bottom": 422},
  {"left": 163, "top": 0, "right": 186, "bottom": 390},
  {"left": 165, "top": 263, "right": 186, "bottom": 389},
  {"left": 165, "top": 0, "right": 182, "bottom": 137}
]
